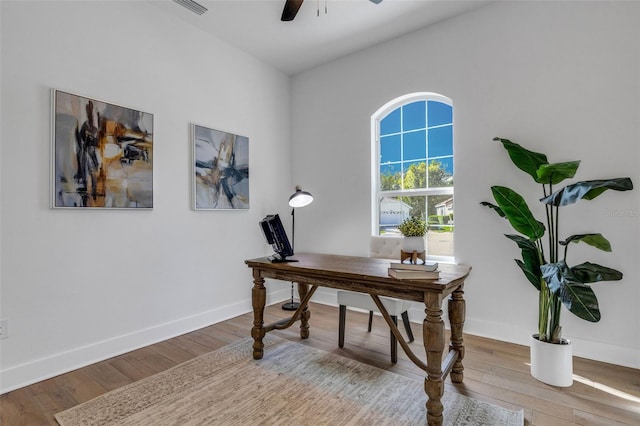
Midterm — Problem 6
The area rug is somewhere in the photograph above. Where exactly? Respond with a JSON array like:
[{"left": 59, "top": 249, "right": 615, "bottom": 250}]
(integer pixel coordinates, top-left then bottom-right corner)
[{"left": 55, "top": 335, "right": 523, "bottom": 426}]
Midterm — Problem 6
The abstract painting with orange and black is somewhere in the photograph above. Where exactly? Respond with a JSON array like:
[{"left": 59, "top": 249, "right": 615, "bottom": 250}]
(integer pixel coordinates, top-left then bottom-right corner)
[{"left": 52, "top": 90, "right": 153, "bottom": 208}]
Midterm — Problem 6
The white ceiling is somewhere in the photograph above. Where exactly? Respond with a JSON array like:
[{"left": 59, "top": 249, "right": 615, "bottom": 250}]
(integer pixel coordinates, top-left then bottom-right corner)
[{"left": 151, "top": 0, "right": 493, "bottom": 75}]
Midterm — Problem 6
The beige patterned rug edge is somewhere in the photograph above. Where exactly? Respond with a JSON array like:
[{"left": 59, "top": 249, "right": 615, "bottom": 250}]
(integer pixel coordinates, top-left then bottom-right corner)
[{"left": 55, "top": 335, "right": 523, "bottom": 426}]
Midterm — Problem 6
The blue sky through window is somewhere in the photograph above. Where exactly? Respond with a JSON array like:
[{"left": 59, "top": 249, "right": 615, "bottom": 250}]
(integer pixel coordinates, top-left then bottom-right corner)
[
  {"left": 431, "top": 157, "right": 453, "bottom": 174},
  {"left": 380, "top": 109, "right": 401, "bottom": 135},
  {"left": 402, "top": 101, "right": 425, "bottom": 131},
  {"left": 403, "top": 130, "right": 426, "bottom": 160},
  {"left": 428, "top": 125, "right": 452, "bottom": 157},
  {"left": 380, "top": 134, "right": 401, "bottom": 164},
  {"left": 427, "top": 101, "right": 452, "bottom": 127},
  {"left": 379, "top": 100, "right": 453, "bottom": 179},
  {"left": 380, "top": 163, "right": 401, "bottom": 176}
]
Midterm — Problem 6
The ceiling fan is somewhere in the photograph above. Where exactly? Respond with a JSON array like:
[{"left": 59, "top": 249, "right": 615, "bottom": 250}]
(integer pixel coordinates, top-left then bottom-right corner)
[{"left": 281, "top": 0, "right": 383, "bottom": 22}]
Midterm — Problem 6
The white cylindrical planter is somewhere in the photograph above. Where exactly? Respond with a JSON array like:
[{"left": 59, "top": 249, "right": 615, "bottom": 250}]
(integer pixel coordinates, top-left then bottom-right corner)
[
  {"left": 530, "top": 334, "right": 573, "bottom": 387},
  {"left": 402, "top": 236, "right": 425, "bottom": 254}
]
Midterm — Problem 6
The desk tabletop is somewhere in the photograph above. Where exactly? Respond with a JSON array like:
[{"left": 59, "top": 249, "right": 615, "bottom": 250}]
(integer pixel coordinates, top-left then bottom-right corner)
[{"left": 246, "top": 252, "right": 471, "bottom": 293}]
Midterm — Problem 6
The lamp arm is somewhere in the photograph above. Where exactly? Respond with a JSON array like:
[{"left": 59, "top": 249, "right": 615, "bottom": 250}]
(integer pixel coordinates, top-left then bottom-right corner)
[{"left": 291, "top": 207, "right": 295, "bottom": 253}]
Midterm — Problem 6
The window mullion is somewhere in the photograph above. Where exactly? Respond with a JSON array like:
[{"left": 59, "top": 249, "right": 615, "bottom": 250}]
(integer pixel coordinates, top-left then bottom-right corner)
[{"left": 378, "top": 188, "right": 453, "bottom": 198}]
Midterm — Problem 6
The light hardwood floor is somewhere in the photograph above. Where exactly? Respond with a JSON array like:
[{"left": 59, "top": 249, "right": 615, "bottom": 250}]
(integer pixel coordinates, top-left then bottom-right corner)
[{"left": 1, "top": 302, "right": 638, "bottom": 425}]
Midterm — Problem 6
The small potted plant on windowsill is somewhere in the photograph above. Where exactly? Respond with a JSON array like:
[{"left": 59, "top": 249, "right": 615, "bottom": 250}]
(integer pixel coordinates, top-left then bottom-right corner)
[
  {"left": 481, "top": 137, "right": 633, "bottom": 387},
  {"left": 398, "top": 216, "right": 427, "bottom": 253}
]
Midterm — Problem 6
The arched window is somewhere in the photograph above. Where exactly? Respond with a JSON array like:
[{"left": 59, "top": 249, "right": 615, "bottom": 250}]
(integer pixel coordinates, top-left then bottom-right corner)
[{"left": 371, "top": 93, "right": 454, "bottom": 260}]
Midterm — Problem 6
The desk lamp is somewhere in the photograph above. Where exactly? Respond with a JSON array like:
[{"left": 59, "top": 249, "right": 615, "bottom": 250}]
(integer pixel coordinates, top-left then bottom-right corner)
[{"left": 282, "top": 186, "right": 314, "bottom": 310}]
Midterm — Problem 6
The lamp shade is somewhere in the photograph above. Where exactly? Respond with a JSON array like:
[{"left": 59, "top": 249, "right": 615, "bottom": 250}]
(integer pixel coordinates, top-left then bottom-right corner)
[{"left": 289, "top": 186, "right": 313, "bottom": 208}]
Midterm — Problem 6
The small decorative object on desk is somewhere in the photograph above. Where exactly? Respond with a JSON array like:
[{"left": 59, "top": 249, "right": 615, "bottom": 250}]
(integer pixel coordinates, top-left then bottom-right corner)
[
  {"left": 388, "top": 267, "right": 440, "bottom": 280},
  {"left": 400, "top": 250, "right": 426, "bottom": 264},
  {"left": 390, "top": 261, "right": 438, "bottom": 272},
  {"left": 398, "top": 217, "right": 427, "bottom": 255}
]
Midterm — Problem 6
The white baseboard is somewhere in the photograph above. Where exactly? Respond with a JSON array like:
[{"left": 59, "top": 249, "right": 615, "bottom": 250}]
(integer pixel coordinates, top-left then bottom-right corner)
[
  {"left": 462, "top": 317, "right": 639, "bottom": 369},
  {"left": 312, "top": 290, "right": 639, "bottom": 369},
  {"left": 4, "top": 287, "right": 636, "bottom": 394},
  {"left": 0, "top": 287, "right": 290, "bottom": 394}
]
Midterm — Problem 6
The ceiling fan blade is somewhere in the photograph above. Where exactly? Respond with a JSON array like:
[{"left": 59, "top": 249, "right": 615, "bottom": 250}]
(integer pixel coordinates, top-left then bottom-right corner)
[{"left": 281, "top": 0, "right": 304, "bottom": 21}]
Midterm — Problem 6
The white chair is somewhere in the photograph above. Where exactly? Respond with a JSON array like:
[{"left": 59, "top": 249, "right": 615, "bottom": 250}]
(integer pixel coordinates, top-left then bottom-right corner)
[{"left": 337, "top": 236, "right": 415, "bottom": 363}]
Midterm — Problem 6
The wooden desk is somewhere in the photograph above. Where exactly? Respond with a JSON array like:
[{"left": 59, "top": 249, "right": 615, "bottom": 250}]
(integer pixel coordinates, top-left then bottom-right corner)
[{"left": 245, "top": 252, "right": 471, "bottom": 426}]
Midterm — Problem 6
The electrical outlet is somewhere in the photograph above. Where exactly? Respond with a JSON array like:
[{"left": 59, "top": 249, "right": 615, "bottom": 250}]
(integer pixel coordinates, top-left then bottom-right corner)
[{"left": 0, "top": 319, "right": 8, "bottom": 340}]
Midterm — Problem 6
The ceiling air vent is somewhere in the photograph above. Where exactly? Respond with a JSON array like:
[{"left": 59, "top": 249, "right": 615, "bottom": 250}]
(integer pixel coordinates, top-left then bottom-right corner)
[{"left": 173, "top": 0, "right": 208, "bottom": 15}]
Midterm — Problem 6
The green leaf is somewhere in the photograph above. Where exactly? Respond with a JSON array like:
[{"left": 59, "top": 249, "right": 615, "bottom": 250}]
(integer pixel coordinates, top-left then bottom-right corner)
[
  {"left": 571, "top": 262, "right": 623, "bottom": 283},
  {"left": 491, "top": 186, "right": 545, "bottom": 240},
  {"left": 514, "top": 259, "right": 541, "bottom": 291},
  {"left": 541, "top": 261, "right": 601, "bottom": 322},
  {"left": 479, "top": 201, "right": 505, "bottom": 217},
  {"left": 560, "top": 234, "right": 612, "bottom": 252},
  {"left": 541, "top": 178, "right": 634, "bottom": 206},
  {"left": 536, "top": 161, "right": 581, "bottom": 185},
  {"left": 494, "top": 137, "right": 548, "bottom": 181},
  {"left": 398, "top": 216, "right": 427, "bottom": 236},
  {"left": 506, "top": 234, "right": 542, "bottom": 290}
]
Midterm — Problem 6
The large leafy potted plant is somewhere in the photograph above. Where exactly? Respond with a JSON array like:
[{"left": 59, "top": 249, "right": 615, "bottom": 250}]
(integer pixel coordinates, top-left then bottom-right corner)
[{"left": 481, "top": 137, "right": 633, "bottom": 386}]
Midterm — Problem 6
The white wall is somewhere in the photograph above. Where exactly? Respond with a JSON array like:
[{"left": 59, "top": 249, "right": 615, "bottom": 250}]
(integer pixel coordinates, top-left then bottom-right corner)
[
  {"left": 2, "top": 0, "right": 638, "bottom": 396},
  {"left": 292, "top": 1, "right": 640, "bottom": 368},
  {"left": 0, "top": 1, "right": 293, "bottom": 393}
]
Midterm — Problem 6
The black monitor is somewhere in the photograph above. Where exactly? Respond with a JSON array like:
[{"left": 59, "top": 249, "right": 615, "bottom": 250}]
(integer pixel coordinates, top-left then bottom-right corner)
[{"left": 259, "top": 214, "right": 295, "bottom": 262}]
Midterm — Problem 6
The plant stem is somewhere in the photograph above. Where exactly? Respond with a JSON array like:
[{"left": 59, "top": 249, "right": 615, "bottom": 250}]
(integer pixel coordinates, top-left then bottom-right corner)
[
  {"left": 541, "top": 182, "right": 556, "bottom": 342},
  {"left": 544, "top": 184, "right": 554, "bottom": 264},
  {"left": 551, "top": 207, "right": 560, "bottom": 263},
  {"left": 549, "top": 295, "right": 562, "bottom": 343},
  {"left": 537, "top": 246, "right": 549, "bottom": 341}
]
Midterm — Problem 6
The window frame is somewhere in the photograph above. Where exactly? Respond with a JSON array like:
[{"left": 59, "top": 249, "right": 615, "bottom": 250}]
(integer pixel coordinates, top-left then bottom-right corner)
[{"left": 371, "top": 92, "right": 454, "bottom": 262}]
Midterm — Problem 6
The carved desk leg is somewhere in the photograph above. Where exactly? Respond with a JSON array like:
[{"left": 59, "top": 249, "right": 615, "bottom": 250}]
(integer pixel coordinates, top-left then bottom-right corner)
[
  {"left": 424, "top": 292, "right": 445, "bottom": 426},
  {"left": 448, "top": 284, "right": 466, "bottom": 383},
  {"left": 298, "top": 282, "right": 311, "bottom": 339},
  {"left": 251, "top": 270, "right": 266, "bottom": 360}
]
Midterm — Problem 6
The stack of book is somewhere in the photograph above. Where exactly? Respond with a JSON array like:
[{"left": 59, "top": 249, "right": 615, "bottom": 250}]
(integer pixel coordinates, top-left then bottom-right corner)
[{"left": 388, "top": 261, "right": 440, "bottom": 280}]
